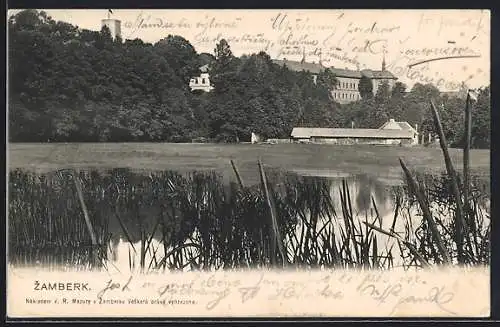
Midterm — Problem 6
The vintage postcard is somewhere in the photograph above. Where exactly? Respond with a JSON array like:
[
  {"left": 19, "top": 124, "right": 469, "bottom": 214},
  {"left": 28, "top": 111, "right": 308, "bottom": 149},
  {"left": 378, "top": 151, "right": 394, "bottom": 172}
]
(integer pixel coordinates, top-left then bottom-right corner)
[{"left": 6, "top": 9, "right": 490, "bottom": 319}]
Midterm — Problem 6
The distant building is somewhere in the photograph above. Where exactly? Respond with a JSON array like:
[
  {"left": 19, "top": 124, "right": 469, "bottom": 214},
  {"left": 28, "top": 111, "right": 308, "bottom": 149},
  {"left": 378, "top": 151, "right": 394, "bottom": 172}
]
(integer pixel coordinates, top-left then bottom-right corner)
[
  {"left": 379, "top": 118, "right": 419, "bottom": 145},
  {"left": 251, "top": 132, "right": 263, "bottom": 144},
  {"left": 440, "top": 90, "right": 467, "bottom": 100},
  {"left": 189, "top": 65, "right": 214, "bottom": 92},
  {"left": 272, "top": 53, "right": 397, "bottom": 104},
  {"left": 101, "top": 18, "right": 121, "bottom": 40},
  {"left": 290, "top": 118, "right": 419, "bottom": 146},
  {"left": 272, "top": 58, "right": 325, "bottom": 84}
]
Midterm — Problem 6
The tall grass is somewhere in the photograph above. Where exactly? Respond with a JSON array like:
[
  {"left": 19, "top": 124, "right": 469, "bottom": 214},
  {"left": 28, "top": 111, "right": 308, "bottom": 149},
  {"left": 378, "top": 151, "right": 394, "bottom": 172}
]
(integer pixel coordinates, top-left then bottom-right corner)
[
  {"left": 8, "top": 169, "right": 110, "bottom": 269},
  {"left": 366, "top": 93, "right": 490, "bottom": 267},
  {"left": 8, "top": 166, "right": 489, "bottom": 272}
]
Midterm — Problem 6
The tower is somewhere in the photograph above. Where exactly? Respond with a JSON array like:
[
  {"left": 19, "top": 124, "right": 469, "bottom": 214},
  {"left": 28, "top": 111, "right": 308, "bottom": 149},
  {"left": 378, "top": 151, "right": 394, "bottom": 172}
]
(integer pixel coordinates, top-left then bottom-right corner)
[
  {"left": 101, "top": 10, "right": 121, "bottom": 40},
  {"left": 382, "top": 51, "right": 386, "bottom": 71},
  {"left": 301, "top": 47, "right": 306, "bottom": 64}
]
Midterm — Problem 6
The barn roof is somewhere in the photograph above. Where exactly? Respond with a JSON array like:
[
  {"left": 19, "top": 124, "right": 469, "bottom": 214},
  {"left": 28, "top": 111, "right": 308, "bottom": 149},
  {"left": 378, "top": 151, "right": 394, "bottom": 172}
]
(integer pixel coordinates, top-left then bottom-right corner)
[
  {"left": 330, "top": 68, "right": 363, "bottom": 78},
  {"left": 272, "top": 59, "right": 325, "bottom": 74},
  {"left": 272, "top": 59, "right": 397, "bottom": 80},
  {"left": 379, "top": 120, "right": 418, "bottom": 133},
  {"left": 291, "top": 127, "right": 414, "bottom": 139},
  {"left": 396, "top": 121, "right": 417, "bottom": 131},
  {"left": 361, "top": 69, "right": 397, "bottom": 79}
]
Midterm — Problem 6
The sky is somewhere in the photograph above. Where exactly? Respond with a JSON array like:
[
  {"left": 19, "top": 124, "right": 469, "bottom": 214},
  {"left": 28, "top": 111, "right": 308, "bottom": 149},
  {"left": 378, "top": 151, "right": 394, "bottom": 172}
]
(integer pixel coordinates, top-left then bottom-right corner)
[{"left": 8, "top": 9, "right": 491, "bottom": 91}]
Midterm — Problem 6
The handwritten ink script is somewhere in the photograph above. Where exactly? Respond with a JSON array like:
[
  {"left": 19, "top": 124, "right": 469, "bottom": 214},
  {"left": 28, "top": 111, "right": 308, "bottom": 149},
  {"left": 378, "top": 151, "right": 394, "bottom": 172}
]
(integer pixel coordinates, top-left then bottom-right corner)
[
  {"left": 7, "top": 267, "right": 490, "bottom": 317},
  {"left": 118, "top": 10, "right": 489, "bottom": 92}
]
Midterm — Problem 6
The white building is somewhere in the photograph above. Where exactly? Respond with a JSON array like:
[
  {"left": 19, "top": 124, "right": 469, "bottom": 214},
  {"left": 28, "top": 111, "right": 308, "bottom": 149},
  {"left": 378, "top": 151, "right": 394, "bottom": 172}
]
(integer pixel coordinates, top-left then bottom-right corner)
[
  {"left": 189, "top": 65, "right": 214, "bottom": 92},
  {"left": 272, "top": 54, "right": 397, "bottom": 104},
  {"left": 290, "top": 118, "right": 419, "bottom": 146},
  {"left": 101, "top": 18, "right": 121, "bottom": 40},
  {"left": 379, "top": 118, "right": 419, "bottom": 145}
]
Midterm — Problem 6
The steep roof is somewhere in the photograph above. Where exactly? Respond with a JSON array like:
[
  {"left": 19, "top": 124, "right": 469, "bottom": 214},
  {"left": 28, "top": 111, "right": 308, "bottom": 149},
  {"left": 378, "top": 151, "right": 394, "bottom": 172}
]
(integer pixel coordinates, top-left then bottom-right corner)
[
  {"left": 272, "top": 59, "right": 397, "bottom": 80},
  {"left": 199, "top": 64, "right": 210, "bottom": 73},
  {"left": 272, "top": 59, "right": 325, "bottom": 74},
  {"left": 329, "top": 68, "right": 362, "bottom": 78},
  {"left": 379, "top": 120, "right": 418, "bottom": 133},
  {"left": 396, "top": 121, "right": 417, "bottom": 132},
  {"left": 361, "top": 69, "right": 397, "bottom": 79},
  {"left": 291, "top": 127, "right": 414, "bottom": 139}
]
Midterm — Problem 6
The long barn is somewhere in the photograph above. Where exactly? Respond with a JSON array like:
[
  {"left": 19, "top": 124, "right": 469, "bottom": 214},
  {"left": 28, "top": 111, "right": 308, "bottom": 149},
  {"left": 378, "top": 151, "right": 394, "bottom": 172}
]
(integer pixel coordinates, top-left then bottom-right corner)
[{"left": 291, "top": 120, "right": 419, "bottom": 146}]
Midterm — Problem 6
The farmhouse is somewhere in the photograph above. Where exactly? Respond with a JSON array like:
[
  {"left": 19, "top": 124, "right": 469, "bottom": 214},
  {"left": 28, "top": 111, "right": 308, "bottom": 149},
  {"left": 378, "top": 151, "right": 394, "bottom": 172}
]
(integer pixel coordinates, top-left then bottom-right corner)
[
  {"left": 291, "top": 119, "right": 419, "bottom": 146},
  {"left": 379, "top": 118, "right": 418, "bottom": 134}
]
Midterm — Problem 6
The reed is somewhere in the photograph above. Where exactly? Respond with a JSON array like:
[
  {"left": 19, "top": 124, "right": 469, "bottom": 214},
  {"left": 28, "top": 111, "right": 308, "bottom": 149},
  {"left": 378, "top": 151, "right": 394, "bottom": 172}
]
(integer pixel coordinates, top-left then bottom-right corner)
[{"left": 362, "top": 94, "right": 490, "bottom": 267}]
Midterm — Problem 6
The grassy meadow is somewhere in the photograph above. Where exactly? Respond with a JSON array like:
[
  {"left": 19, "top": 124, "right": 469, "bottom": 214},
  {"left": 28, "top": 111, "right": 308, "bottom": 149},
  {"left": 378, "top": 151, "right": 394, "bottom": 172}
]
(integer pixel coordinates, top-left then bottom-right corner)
[{"left": 8, "top": 143, "right": 491, "bottom": 185}]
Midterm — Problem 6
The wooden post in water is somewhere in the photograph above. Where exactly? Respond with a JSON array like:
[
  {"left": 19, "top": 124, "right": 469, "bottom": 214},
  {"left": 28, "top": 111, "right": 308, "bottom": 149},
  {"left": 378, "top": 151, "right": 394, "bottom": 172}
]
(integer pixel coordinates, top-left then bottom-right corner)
[
  {"left": 430, "top": 100, "right": 468, "bottom": 264},
  {"left": 47, "top": 172, "right": 53, "bottom": 242},
  {"left": 258, "top": 159, "right": 286, "bottom": 268},
  {"left": 463, "top": 91, "right": 472, "bottom": 223},
  {"left": 72, "top": 169, "right": 98, "bottom": 266}
]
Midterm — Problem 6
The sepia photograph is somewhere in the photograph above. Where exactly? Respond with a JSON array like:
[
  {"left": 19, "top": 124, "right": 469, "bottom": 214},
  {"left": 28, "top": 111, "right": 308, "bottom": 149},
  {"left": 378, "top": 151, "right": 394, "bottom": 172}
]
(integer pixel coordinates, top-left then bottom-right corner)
[{"left": 6, "top": 8, "right": 491, "bottom": 318}]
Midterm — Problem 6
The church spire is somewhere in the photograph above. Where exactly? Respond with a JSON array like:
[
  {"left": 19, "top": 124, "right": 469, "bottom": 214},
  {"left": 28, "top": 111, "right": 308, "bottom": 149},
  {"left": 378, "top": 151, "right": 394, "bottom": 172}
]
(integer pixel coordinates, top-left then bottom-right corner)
[
  {"left": 382, "top": 50, "right": 386, "bottom": 71},
  {"left": 301, "top": 47, "right": 306, "bottom": 64}
]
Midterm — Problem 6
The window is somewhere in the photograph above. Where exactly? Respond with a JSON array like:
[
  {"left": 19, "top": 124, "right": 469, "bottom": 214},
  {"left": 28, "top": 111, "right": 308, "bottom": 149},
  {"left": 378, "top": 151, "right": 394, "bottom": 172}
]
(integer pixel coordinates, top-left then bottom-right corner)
[{"left": 202, "top": 78, "right": 206, "bottom": 84}]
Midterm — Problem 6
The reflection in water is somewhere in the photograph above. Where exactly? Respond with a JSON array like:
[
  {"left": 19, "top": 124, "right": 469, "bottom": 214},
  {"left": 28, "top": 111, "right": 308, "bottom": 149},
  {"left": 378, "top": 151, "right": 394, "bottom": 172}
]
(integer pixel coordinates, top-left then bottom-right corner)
[
  {"left": 330, "top": 173, "right": 393, "bottom": 216},
  {"left": 9, "top": 168, "right": 490, "bottom": 272}
]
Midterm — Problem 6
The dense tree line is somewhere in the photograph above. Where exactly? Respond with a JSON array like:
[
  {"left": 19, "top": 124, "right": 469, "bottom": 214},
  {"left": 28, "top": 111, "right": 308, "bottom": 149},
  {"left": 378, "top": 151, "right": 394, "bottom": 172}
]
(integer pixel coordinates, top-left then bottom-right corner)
[
  {"left": 338, "top": 80, "right": 490, "bottom": 148},
  {"left": 8, "top": 10, "right": 490, "bottom": 148}
]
